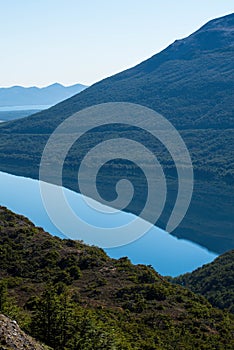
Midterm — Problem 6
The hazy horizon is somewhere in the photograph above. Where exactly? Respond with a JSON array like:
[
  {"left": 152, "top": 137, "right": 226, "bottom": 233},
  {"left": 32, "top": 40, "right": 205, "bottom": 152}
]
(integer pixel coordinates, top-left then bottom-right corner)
[
  {"left": 0, "top": 82, "right": 88, "bottom": 89},
  {"left": 1, "top": 1, "right": 233, "bottom": 88}
]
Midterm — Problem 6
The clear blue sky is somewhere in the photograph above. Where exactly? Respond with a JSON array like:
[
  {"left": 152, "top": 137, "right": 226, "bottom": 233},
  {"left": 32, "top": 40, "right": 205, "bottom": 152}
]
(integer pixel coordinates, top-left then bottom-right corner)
[{"left": 0, "top": 0, "right": 233, "bottom": 87}]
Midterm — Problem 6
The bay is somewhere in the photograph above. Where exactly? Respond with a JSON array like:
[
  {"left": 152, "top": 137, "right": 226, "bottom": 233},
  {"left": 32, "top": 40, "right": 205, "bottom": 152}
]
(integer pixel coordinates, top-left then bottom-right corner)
[{"left": 0, "top": 105, "right": 51, "bottom": 111}]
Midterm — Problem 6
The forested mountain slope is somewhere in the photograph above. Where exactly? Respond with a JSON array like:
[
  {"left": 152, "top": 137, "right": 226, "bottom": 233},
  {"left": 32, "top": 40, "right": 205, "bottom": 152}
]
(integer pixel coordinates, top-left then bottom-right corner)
[
  {"left": 0, "top": 206, "right": 233, "bottom": 349},
  {"left": 173, "top": 249, "right": 234, "bottom": 313},
  {"left": 0, "top": 14, "right": 233, "bottom": 253}
]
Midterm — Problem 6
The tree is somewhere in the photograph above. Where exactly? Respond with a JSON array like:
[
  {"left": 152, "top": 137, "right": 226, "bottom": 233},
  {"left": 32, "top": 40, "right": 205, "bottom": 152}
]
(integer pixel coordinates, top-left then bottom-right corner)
[{"left": 0, "top": 280, "right": 7, "bottom": 312}]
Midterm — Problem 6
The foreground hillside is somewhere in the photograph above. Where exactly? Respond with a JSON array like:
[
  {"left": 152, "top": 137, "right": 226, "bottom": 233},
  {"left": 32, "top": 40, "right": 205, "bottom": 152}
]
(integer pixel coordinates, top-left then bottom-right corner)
[
  {"left": 0, "top": 206, "right": 233, "bottom": 349},
  {"left": 0, "top": 14, "right": 233, "bottom": 253},
  {"left": 173, "top": 250, "right": 234, "bottom": 313}
]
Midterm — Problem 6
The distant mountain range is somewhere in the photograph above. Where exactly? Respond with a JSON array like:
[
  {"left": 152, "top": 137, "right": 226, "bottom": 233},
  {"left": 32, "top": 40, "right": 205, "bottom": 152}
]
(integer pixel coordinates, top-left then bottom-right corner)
[
  {"left": 0, "top": 83, "right": 87, "bottom": 107},
  {"left": 0, "top": 13, "right": 233, "bottom": 253}
]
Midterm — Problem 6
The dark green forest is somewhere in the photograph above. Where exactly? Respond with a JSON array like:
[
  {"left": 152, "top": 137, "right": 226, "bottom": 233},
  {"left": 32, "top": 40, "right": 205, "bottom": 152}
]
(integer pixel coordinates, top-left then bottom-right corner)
[{"left": 172, "top": 249, "right": 234, "bottom": 314}]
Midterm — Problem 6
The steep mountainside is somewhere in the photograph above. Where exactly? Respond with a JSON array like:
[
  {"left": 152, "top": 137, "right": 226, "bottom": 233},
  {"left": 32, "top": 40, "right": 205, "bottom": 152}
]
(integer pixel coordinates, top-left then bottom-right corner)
[
  {"left": 0, "top": 206, "right": 233, "bottom": 349},
  {"left": 0, "top": 83, "right": 87, "bottom": 107},
  {"left": 1, "top": 14, "right": 233, "bottom": 132},
  {"left": 0, "top": 14, "right": 233, "bottom": 253},
  {"left": 172, "top": 249, "right": 234, "bottom": 313}
]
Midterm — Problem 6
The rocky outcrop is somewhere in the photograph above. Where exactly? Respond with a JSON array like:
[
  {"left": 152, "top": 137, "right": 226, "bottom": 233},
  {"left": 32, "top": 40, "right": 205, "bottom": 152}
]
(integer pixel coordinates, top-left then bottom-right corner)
[{"left": 0, "top": 314, "right": 48, "bottom": 350}]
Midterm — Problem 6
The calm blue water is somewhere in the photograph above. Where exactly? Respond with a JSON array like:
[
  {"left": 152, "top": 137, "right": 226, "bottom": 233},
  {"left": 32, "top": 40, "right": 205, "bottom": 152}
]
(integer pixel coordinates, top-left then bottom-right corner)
[
  {"left": 0, "top": 171, "right": 217, "bottom": 276},
  {"left": 0, "top": 105, "right": 50, "bottom": 111}
]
